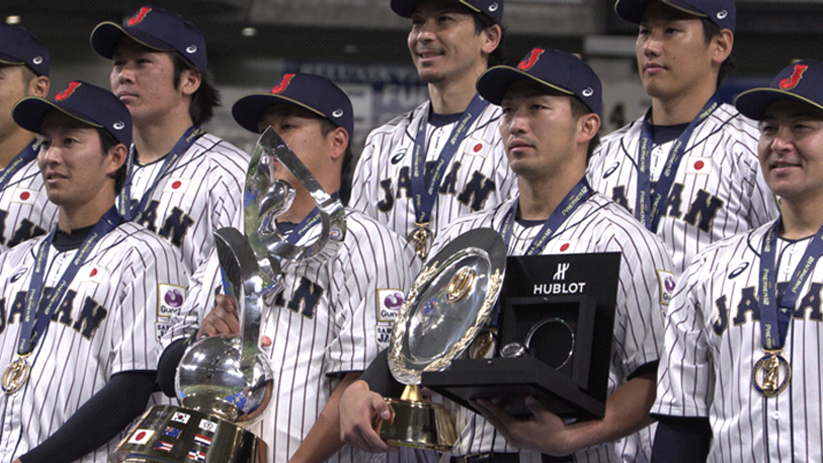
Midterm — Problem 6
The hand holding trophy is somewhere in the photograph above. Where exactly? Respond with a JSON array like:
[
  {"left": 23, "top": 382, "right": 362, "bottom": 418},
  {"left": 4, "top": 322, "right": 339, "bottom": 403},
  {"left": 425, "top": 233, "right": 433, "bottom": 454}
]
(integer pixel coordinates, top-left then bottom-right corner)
[{"left": 110, "top": 127, "right": 345, "bottom": 463}]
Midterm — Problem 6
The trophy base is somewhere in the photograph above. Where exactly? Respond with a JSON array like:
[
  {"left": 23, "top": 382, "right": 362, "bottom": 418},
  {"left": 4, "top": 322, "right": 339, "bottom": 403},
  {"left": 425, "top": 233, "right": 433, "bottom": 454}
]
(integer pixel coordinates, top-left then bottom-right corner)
[
  {"left": 110, "top": 405, "right": 267, "bottom": 463},
  {"left": 377, "top": 398, "right": 457, "bottom": 452},
  {"left": 423, "top": 356, "right": 605, "bottom": 420}
]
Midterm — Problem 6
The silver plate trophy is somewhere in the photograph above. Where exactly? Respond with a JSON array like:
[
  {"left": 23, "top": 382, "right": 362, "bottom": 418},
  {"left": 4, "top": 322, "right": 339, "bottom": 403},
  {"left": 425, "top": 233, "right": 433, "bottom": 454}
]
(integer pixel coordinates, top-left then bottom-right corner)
[
  {"left": 378, "top": 228, "right": 506, "bottom": 451},
  {"left": 111, "top": 127, "right": 346, "bottom": 463}
]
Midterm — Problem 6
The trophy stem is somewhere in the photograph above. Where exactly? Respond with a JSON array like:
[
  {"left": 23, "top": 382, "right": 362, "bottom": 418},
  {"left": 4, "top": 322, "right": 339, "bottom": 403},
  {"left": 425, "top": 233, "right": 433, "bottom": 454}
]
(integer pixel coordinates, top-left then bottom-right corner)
[{"left": 400, "top": 385, "right": 423, "bottom": 401}]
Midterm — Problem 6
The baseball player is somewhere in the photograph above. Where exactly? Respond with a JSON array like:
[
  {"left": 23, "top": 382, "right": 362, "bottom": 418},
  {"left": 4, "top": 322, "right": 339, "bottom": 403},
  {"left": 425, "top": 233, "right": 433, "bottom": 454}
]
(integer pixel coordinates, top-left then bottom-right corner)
[
  {"left": 587, "top": 0, "right": 779, "bottom": 277},
  {"left": 349, "top": 0, "right": 517, "bottom": 262},
  {"left": 0, "top": 81, "right": 187, "bottom": 463},
  {"left": 158, "top": 73, "right": 418, "bottom": 463},
  {"left": 340, "top": 48, "right": 674, "bottom": 463},
  {"left": 89, "top": 6, "right": 249, "bottom": 288},
  {"left": 0, "top": 24, "right": 57, "bottom": 253},
  {"left": 651, "top": 60, "right": 823, "bottom": 463}
]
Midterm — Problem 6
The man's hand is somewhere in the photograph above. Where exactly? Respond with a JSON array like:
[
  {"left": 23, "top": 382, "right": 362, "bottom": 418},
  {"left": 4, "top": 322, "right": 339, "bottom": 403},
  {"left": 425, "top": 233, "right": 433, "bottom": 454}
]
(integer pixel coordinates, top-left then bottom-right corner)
[
  {"left": 196, "top": 295, "right": 240, "bottom": 339},
  {"left": 338, "top": 380, "right": 397, "bottom": 453},
  {"left": 473, "top": 397, "right": 575, "bottom": 457}
]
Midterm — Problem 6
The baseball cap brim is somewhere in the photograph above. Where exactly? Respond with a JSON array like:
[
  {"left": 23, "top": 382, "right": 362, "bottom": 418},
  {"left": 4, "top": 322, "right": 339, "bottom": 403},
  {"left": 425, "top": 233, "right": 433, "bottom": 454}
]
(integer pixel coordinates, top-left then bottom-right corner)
[
  {"left": 0, "top": 54, "right": 25, "bottom": 66},
  {"left": 615, "top": 0, "right": 707, "bottom": 24},
  {"left": 477, "top": 65, "right": 574, "bottom": 106},
  {"left": 232, "top": 94, "right": 331, "bottom": 134},
  {"left": 90, "top": 22, "right": 176, "bottom": 60},
  {"left": 735, "top": 88, "right": 823, "bottom": 121},
  {"left": 12, "top": 97, "right": 103, "bottom": 135},
  {"left": 391, "top": 0, "right": 482, "bottom": 17}
]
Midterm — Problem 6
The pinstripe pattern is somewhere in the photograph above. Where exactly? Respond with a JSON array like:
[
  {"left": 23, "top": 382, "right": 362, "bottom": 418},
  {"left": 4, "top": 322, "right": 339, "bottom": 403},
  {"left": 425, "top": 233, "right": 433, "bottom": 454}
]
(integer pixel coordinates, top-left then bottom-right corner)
[
  {"left": 350, "top": 101, "right": 518, "bottom": 251},
  {"left": 428, "top": 194, "right": 672, "bottom": 463},
  {"left": 164, "top": 209, "right": 419, "bottom": 463},
  {"left": 0, "top": 221, "right": 188, "bottom": 463},
  {"left": 654, "top": 222, "right": 823, "bottom": 463},
  {"left": 0, "top": 158, "right": 58, "bottom": 253},
  {"left": 124, "top": 133, "right": 249, "bottom": 276},
  {"left": 587, "top": 103, "right": 779, "bottom": 276}
]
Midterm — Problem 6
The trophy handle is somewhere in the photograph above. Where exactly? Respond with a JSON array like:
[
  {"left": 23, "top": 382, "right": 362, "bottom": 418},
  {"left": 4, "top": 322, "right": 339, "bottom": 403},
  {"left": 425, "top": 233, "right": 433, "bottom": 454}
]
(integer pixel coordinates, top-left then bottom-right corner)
[
  {"left": 215, "top": 227, "right": 275, "bottom": 360},
  {"left": 248, "top": 127, "right": 346, "bottom": 273}
]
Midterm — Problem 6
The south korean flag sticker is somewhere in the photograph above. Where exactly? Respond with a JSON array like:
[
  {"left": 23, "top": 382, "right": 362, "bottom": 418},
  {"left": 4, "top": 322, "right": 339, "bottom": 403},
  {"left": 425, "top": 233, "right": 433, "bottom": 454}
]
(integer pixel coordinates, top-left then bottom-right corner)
[{"left": 171, "top": 411, "right": 191, "bottom": 424}]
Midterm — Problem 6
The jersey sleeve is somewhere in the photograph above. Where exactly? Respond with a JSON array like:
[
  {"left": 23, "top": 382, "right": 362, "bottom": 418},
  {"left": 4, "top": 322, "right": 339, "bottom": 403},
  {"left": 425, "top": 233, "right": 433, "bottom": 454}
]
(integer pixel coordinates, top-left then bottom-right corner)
[
  {"left": 159, "top": 247, "right": 222, "bottom": 353},
  {"left": 324, "top": 218, "right": 418, "bottom": 374},
  {"left": 652, "top": 253, "right": 714, "bottom": 418},
  {"left": 349, "top": 129, "right": 381, "bottom": 219},
  {"left": 111, "top": 238, "right": 189, "bottom": 376},
  {"left": 606, "top": 220, "right": 672, "bottom": 380}
]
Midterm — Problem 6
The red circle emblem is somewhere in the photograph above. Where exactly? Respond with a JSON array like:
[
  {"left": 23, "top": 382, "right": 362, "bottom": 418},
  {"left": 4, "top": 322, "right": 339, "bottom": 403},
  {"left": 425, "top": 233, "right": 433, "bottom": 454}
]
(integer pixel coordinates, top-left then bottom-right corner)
[
  {"left": 90, "top": 268, "right": 98, "bottom": 277},
  {"left": 172, "top": 180, "right": 182, "bottom": 189},
  {"left": 135, "top": 431, "right": 146, "bottom": 440},
  {"left": 560, "top": 243, "right": 570, "bottom": 252},
  {"left": 473, "top": 143, "right": 483, "bottom": 153},
  {"left": 19, "top": 192, "right": 30, "bottom": 201},
  {"left": 694, "top": 160, "right": 705, "bottom": 170}
]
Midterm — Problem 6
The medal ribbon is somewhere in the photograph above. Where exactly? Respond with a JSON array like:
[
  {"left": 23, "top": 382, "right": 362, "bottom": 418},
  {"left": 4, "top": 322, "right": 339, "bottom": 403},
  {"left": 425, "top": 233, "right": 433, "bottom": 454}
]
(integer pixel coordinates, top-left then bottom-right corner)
[
  {"left": 280, "top": 192, "right": 340, "bottom": 245},
  {"left": 16, "top": 206, "right": 123, "bottom": 356},
  {"left": 758, "top": 219, "right": 823, "bottom": 351},
  {"left": 0, "top": 139, "right": 39, "bottom": 193},
  {"left": 499, "top": 178, "right": 592, "bottom": 256},
  {"left": 635, "top": 96, "right": 720, "bottom": 232},
  {"left": 410, "top": 95, "right": 489, "bottom": 228},
  {"left": 119, "top": 126, "right": 203, "bottom": 220}
]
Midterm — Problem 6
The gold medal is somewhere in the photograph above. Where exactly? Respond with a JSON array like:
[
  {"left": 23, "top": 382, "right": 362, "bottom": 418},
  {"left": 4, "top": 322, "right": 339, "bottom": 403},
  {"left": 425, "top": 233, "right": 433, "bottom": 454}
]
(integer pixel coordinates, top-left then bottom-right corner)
[
  {"left": 408, "top": 223, "right": 434, "bottom": 260},
  {"left": 3, "top": 356, "right": 31, "bottom": 395},
  {"left": 752, "top": 351, "right": 791, "bottom": 397}
]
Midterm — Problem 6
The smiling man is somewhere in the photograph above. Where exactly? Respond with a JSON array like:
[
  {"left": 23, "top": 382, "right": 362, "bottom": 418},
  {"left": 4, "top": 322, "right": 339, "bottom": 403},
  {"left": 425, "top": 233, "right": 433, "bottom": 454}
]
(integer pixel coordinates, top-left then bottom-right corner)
[
  {"left": 587, "top": 0, "right": 778, "bottom": 278},
  {"left": 651, "top": 59, "right": 823, "bottom": 463},
  {"left": 0, "top": 81, "right": 186, "bottom": 463},
  {"left": 350, "top": 0, "right": 516, "bottom": 262}
]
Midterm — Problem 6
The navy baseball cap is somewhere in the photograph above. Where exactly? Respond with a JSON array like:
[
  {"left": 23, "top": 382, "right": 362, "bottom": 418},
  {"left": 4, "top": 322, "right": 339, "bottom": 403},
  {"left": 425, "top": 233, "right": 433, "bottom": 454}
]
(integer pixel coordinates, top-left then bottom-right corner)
[
  {"left": 391, "top": 0, "right": 503, "bottom": 25},
  {"left": 12, "top": 81, "right": 132, "bottom": 147},
  {"left": 735, "top": 60, "right": 823, "bottom": 121},
  {"left": 614, "top": 0, "right": 735, "bottom": 33},
  {"left": 91, "top": 5, "right": 207, "bottom": 70},
  {"left": 0, "top": 24, "right": 49, "bottom": 76},
  {"left": 232, "top": 73, "right": 354, "bottom": 140},
  {"left": 476, "top": 47, "right": 602, "bottom": 116}
]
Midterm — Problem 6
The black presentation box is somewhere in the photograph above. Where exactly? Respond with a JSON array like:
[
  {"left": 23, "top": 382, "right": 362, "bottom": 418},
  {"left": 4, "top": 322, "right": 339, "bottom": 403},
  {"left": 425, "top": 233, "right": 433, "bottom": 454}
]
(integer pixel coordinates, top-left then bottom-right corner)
[{"left": 423, "top": 252, "right": 621, "bottom": 420}]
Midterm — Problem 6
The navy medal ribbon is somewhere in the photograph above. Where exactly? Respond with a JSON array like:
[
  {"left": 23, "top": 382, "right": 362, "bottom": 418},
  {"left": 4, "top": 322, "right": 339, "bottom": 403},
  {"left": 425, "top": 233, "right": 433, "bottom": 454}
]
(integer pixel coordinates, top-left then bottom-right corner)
[{"left": 635, "top": 96, "right": 720, "bottom": 232}]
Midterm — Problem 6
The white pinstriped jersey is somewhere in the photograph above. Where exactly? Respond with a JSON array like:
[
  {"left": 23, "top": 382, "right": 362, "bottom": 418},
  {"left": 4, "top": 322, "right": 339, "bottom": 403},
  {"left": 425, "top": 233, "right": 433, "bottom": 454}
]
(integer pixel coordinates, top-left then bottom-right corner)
[
  {"left": 587, "top": 102, "right": 779, "bottom": 276},
  {"left": 125, "top": 133, "right": 249, "bottom": 277},
  {"left": 431, "top": 193, "right": 672, "bottom": 463},
  {"left": 0, "top": 221, "right": 188, "bottom": 463},
  {"left": 350, "top": 100, "right": 517, "bottom": 249},
  {"left": 653, "top": 221, "right": 823, "bottom": 463},
  {"left": 163, "top": 209, "right": 419, "bottom": 463},
  {"left": 0, "top": 154, "right": 58, "bottom": 253}
]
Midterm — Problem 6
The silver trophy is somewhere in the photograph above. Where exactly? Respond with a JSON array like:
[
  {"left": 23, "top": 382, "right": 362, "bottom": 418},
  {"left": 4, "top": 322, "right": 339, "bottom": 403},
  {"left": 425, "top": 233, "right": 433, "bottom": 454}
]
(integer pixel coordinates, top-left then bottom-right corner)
[
  {"left": 111, "top": 127, "right": 346, "bottom": 463},
  {"left": 377, "top": 228, "right": 506, "bottom": 451}
]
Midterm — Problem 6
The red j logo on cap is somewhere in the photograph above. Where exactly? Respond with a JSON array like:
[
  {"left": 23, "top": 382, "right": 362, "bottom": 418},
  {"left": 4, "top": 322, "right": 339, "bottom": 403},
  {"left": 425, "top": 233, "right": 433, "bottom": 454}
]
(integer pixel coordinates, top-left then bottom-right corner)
[
  {"left": 128, "top": 7, "right": 152, "bottom": 26},
  {"left": 518, "top": 48, "right": 545, "bottom": 71},
  {"left": 780, "top": 64, "right": 809, "bottom": 90},
  {"left": 56, "top": 82, "right": 82, "bottom": 101},
  {"left": 271, "top": 74, "right": 296, "bottom": 95}
]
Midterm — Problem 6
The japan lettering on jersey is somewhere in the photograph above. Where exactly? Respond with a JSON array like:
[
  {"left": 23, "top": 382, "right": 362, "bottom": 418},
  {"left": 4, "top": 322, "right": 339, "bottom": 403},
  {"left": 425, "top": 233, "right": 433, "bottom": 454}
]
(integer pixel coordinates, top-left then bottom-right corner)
[
  {"left": 0, "top": 156, "right": 58, "bottom": 253},
  {"left": 124, "top": 134, "right": 249, "bottom": 274},
  {"left": 587, "top": 103, "right": 779, "bottom": 275},
  {"left": 431, "top": 194, "right": 672, "bottom": 463},
  {"left": 654, "top": 222, "right": 823, "bottom": 463},
  {"left": 0, "top": 222, "right": 187, "bottom": 463},
  {"left": 350, "top": 101, "right": 517, "bottom": 241}
]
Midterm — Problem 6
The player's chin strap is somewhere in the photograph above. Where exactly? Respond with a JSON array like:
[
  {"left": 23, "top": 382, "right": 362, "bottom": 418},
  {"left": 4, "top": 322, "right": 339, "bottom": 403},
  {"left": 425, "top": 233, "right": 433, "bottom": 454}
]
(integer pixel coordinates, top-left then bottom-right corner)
[{"left": 215, "top": 126, "right": 347, "bottom": 361}]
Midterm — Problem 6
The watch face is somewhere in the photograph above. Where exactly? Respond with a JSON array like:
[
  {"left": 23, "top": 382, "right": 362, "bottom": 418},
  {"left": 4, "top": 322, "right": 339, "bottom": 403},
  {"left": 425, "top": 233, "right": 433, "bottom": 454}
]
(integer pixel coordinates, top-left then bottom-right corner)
[
  {"left": 526, "top": 317, "right": 575, "bottom": 370},
  {"left": 389, "top": 228, "right": 506, "bottom": 385}
]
